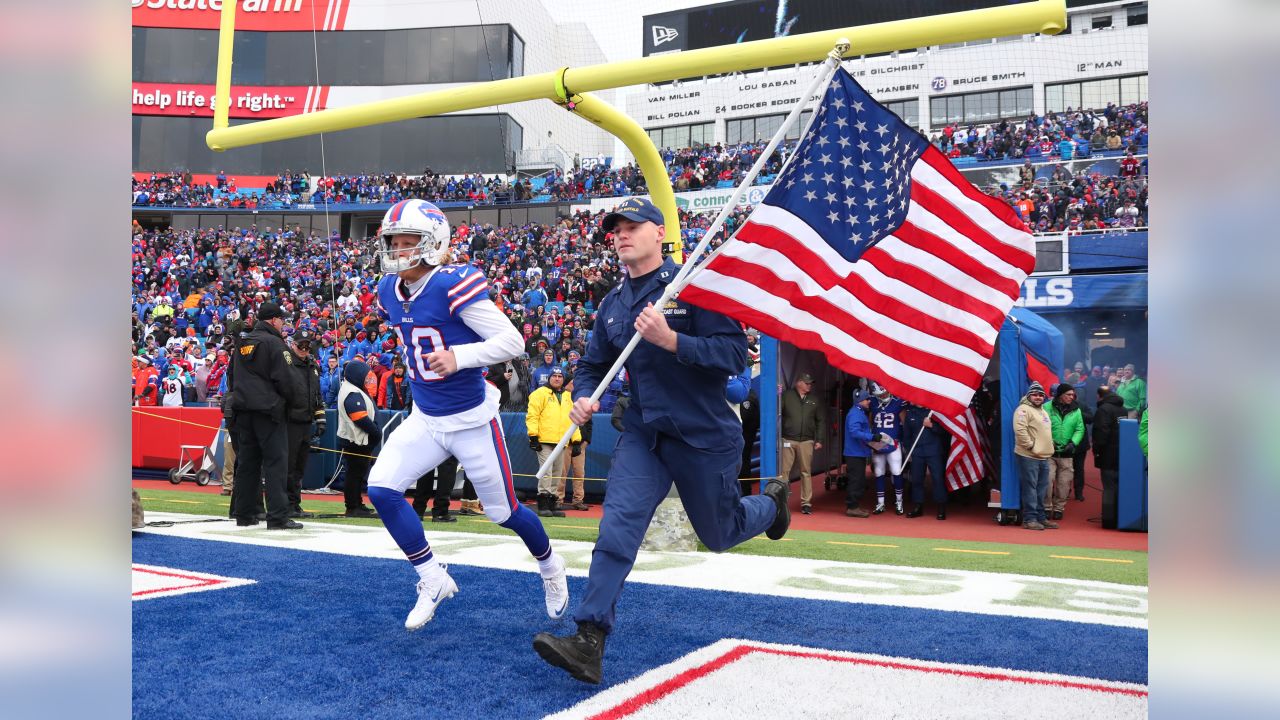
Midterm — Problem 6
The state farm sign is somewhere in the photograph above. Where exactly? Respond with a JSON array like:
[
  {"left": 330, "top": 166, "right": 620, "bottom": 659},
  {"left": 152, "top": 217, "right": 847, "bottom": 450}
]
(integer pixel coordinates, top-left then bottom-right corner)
[{"left": 132, "top": 0, "right": 351, "bottom": 32}]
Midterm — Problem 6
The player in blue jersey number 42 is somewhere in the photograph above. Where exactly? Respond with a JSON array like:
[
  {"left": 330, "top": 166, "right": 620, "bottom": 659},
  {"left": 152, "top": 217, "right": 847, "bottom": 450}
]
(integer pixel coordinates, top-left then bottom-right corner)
[{"left": 364, "top": 199, "right": 568, "bottom": 631}]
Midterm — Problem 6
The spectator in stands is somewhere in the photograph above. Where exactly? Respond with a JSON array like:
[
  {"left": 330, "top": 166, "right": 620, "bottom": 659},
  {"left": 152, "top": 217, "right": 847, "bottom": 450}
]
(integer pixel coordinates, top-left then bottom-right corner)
[
  {"left": 531, "top": 349, "right": 558, "bottom": 392},
  {"left": 321, "top": 355, "right": 341, "bottom": 408},
  {"left": 378, "top": 359, "right": 411, "bottom": 411}
]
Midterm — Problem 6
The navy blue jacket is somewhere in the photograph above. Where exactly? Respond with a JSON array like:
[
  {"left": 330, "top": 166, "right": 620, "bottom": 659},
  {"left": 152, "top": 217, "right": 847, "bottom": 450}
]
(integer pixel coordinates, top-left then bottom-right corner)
[
  {"left": 574, "top": 257, "right": 746, "bottom": 450},
  {"left": 903, "top": 404, "right": 952, "bottom": 459}
]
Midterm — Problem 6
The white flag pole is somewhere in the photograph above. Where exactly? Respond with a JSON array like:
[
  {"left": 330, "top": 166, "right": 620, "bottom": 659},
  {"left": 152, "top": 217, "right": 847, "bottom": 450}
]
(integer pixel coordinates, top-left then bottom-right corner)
[{"left": 533, "top": 41, "right": 850, "bottom": 482}]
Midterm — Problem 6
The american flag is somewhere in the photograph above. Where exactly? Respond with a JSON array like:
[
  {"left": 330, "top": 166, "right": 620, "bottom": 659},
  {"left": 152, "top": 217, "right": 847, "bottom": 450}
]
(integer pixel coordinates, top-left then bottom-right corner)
[
  {"left": 680, "top": 68, "right": 1036, "bottom": 417},
  {"left": 932, "top": 406, "right": 994, "bottom": 491}
]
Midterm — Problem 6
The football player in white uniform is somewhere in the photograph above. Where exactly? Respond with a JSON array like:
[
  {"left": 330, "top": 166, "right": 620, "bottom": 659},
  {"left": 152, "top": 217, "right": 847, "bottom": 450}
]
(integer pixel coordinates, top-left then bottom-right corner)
[{"left": 364, "top": 199, "right": 568, "bottom": 631}]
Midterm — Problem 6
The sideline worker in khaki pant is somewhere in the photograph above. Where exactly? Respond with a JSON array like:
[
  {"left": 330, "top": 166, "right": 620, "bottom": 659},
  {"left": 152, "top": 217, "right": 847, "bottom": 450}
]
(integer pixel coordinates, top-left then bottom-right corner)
[
  {"left": 528, "top": 367, "right": 580, "bottom": 517},
  {"left": 557, "top": 376, "right": 592, "bottom": 510},
  {"left": 779, "top": 373, "right": 825, "bottom": 514},
  {"left": 221, "top": 427, "right": 236, "bottom": 495}
]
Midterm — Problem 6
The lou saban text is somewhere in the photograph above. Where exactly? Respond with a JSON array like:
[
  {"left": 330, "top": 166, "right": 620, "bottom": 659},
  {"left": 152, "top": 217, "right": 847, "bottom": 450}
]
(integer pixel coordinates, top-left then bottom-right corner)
[{"left": 132, "top": 87, "right": 297, "bottom": 113}]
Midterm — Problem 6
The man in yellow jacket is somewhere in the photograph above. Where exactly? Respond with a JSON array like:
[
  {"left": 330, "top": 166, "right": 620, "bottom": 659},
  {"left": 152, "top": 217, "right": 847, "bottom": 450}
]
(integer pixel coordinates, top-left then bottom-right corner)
[
  {"left": 1012, "top": 381, "right": 1056, "bottom": 531},
  {"left": 527, "top": 366, "right": 580, "bottom": 517}
]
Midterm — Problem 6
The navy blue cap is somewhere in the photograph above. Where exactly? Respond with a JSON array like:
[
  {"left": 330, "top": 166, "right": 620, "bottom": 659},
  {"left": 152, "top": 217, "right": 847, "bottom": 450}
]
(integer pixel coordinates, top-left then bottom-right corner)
[{"left": 602, "top": 198, "right": 664, "bottom": 233}]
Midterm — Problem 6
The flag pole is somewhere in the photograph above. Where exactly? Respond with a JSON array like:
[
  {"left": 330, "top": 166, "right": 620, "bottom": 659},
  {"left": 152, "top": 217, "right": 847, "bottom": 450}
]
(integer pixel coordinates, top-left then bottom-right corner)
[
  {"left": 900, "top": 415, "right": 928, "bottom": 468},
  {"left": 534, "top": 40, "right": 850, "bottom": 482}
]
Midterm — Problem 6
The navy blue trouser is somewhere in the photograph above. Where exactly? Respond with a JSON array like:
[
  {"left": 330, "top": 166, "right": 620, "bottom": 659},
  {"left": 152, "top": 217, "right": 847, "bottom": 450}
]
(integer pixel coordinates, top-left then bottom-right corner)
[
  {"left": 575, "top": 428, "right": 776, "bottom": 633},
  {"left": 909, "top": 452, "right": 949, "bottom": 505}
]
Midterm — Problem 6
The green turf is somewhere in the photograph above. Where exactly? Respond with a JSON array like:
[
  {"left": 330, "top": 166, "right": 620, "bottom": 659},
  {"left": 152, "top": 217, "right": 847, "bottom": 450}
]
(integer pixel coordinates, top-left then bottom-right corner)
[{"left": 137, "top": 488, "right": 1146, "bottom": 586}]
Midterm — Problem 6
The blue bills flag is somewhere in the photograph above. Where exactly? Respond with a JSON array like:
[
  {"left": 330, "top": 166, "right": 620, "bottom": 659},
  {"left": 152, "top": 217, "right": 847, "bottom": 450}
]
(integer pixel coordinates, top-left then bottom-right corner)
[{"left": 681, "top": 68, "right": 1037, "bottom": 417}]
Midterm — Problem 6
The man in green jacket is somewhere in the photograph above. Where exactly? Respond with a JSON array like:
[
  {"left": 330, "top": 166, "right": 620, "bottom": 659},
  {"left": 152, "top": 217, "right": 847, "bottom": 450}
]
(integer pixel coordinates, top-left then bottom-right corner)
[
  {"left": 1116, "top": 364, "right": 1146, "bottom": 419},
  {"left": 1047, "top": 383, "right": 1085, "bottom": 521},
  {"left": 780, "top": 373, "right": 825, "bottom": 515}
]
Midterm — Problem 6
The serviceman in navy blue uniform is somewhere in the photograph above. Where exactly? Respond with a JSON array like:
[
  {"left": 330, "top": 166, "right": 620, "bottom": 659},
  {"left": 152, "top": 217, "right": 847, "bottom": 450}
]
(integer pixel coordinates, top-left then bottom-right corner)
[
  {"left": 532, "top": 198, "right": 790, "bottom": 685},
  {"left": 903, "top": 403, "right": 953, "bottom": 520}
]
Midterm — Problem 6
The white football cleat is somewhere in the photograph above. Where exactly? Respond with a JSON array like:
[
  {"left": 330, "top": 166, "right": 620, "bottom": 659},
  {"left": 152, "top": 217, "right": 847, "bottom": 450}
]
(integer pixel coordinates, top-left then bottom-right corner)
[
  {"left": 541, "top": 554, "right": 569, "bottom": 620},
  {"left": 405, "top": 565, "right": 458, "bottom": 631}
]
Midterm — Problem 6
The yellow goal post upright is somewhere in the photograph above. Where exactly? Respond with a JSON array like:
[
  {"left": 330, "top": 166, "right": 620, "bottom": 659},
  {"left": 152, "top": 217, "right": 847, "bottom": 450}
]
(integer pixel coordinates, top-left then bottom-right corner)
[{"left": 207, "top": 0, "right": 1066, "bottom": 254}]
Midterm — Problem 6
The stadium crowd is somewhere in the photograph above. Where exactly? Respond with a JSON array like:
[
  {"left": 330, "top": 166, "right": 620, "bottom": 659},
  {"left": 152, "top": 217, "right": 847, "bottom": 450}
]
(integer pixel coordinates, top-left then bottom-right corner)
[
  {"left": 130, "top": 139, "right": 804, "bottom": 210},
  {"left": 930, "top": 101, "right": 1148, "bottom": 162},
  {"left": 129, "top": 206, "right": 663, "bottom": 410}
]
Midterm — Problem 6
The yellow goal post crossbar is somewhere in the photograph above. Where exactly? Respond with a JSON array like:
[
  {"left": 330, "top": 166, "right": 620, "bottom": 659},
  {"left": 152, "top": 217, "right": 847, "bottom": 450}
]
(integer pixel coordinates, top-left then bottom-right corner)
[{"left": 206, "top": 0, "right": 1065, "bottom": 255}]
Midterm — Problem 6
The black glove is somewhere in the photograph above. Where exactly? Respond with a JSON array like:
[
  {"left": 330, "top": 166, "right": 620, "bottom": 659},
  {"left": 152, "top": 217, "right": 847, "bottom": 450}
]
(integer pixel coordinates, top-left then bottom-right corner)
[
  {"left": 311, "top": 421, "right": 326, "bottom": 444},
  {"left": 611, "top": 396, "right": 630, "bottom": 432},
  {"left": 1064, "top": 441, "right": 1076, "bottom": 455},
  {"left": 570, "top": 441, "right": 582, "bottom": 457},
  {"left": 529, "top": 435, "right": 542, "bottom": 452}
]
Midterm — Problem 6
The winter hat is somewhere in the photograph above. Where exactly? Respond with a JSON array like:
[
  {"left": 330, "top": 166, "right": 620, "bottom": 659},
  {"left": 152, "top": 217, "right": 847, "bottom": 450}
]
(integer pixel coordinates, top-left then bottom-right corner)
[
  {"left": 1026, "top": 381, "right": 1046, "bottom": 396},
  {"left": 1054, "top": 383, "right": 1076, "bottom": 400}
]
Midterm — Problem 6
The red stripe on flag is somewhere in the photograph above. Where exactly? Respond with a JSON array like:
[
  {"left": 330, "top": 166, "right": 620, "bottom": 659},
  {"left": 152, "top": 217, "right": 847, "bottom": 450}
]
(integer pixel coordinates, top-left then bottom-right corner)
[
  {"left": 678, "top": 285, "right": 967, "bottom": 416},
  {"left": 858, "top": 246, "right": 1011, "bottom": 330},
  {"left": 918, "top": 146, "right": 1034, "bottom": 238},
  {"left": 891, "top": 221, "right": 1022, "bottom": 300},
  {"left": 733, "top": 223, "right": 997, "bottom": 356},
  {"left": 701, "top": 255, "right": 984, "bottom": 388},
  {"left": 910, "top": 181, "right": 1037, "bottom": 277}
]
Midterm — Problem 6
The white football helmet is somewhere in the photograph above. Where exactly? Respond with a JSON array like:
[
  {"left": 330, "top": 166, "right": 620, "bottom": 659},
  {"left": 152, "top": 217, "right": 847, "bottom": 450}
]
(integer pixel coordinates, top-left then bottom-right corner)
[{"left": 377, "top": 199, "right": 451, "bottom": 273}]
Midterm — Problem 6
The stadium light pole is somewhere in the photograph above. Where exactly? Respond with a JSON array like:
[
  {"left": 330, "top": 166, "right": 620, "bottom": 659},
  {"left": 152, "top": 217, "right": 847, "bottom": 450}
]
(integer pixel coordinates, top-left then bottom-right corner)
[{"left": 206, "top": 0, "right": 1066, "bottom": 152}]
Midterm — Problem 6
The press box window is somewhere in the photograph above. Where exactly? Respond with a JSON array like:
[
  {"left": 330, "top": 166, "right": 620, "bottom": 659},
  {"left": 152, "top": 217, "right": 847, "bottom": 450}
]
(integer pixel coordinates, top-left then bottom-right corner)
[
  {"left": 929, "top": 87, "right": 1032, "bottom": 128},
  {"left": 1044, "top": 74, "right": 1147, "bottom": 113},
  {"left": 882, "top": 99, "right": 920, "bottom": 129},
  {"left": 646, "top": 122, "right": 714, "bottom": 150}
]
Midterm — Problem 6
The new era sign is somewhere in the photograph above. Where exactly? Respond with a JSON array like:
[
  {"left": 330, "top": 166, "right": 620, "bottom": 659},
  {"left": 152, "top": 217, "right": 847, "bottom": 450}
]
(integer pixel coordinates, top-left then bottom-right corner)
[
  {"left": 643, "top": 13, "right": 686, "bottom": 55},
  {"left": 652, "top": 25, "right": 680, "bottom": 46}
]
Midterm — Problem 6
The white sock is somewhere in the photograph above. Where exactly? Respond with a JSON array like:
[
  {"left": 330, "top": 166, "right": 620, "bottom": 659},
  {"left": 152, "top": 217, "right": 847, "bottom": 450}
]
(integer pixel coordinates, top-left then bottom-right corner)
[
  {"left": 414, "top": 557, "right": 442, "bottom": 582},
  {"left": 537, "top": 551, "right": 562, "bottom": 577}
]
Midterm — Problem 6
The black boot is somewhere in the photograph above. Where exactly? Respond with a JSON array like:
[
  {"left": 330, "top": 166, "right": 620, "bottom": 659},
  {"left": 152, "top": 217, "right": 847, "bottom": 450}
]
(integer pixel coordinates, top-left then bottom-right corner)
[
  {"left": 533, "top": 621, "right": 607, "bottom": 685},
  {"left": 763, "top": 479, "right": 791, "bottom": 540},
  {"left": 548, "top": 494, "right": 565, "bottom": 518},
  {"left": 536, "top": 494, "right": 553, "bottom": 518},
  {"left": 906, "top": 504, "right": 924, "bottom": 518},
  {"left": 936, "top": 506, "right": 947, "bottom": 521}
]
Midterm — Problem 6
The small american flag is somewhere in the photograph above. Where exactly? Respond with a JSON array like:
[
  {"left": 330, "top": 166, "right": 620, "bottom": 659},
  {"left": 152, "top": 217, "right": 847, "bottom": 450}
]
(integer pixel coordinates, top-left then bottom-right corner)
[
  {"left": 680, "top": 68, "right": 1036, "bottom": 417},
  {"left": 932, "top": 406, "right": 994, "bottom": 491}
]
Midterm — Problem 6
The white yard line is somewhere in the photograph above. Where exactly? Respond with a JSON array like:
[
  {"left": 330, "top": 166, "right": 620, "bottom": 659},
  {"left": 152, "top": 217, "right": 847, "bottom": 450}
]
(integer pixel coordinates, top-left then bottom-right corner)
[{"left": 138, "top": 513, "right": 1147, "bottom": 629}]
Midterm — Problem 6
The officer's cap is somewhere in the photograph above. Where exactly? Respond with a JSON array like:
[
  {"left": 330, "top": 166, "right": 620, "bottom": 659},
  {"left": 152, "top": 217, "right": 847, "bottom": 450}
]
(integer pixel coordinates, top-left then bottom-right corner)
[{"left": 602, "top": 198, "right": 664, "bottom": 233}]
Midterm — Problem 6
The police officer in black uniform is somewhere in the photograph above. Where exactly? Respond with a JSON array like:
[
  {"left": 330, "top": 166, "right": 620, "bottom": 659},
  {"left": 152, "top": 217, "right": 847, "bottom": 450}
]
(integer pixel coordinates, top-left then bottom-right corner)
[
  {"left": 284, "top": 328, "right": 326, "bottom": 519},
  {"left": 228, "top": 302, "right": 306, "bottom": 529}
]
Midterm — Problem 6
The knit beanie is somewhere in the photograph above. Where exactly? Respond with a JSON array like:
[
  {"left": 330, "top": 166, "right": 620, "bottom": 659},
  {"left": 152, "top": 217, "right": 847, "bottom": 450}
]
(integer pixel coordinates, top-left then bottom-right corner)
[{"left": 1026, "top": 381, "right": 1045, "bottom": 396}]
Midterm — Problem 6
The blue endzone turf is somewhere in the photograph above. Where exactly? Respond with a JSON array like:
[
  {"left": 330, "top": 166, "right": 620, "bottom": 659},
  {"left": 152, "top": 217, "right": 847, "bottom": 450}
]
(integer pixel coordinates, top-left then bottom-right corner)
[{"left": 132, "top": 534, "right": 1146, "bottom": 720}]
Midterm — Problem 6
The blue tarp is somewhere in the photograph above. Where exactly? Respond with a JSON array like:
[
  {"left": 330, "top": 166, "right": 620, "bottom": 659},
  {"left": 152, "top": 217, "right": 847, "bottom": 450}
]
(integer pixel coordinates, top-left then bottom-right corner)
[{"left": 998, "top": 307, "right": 1065, "bottom": 511}]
